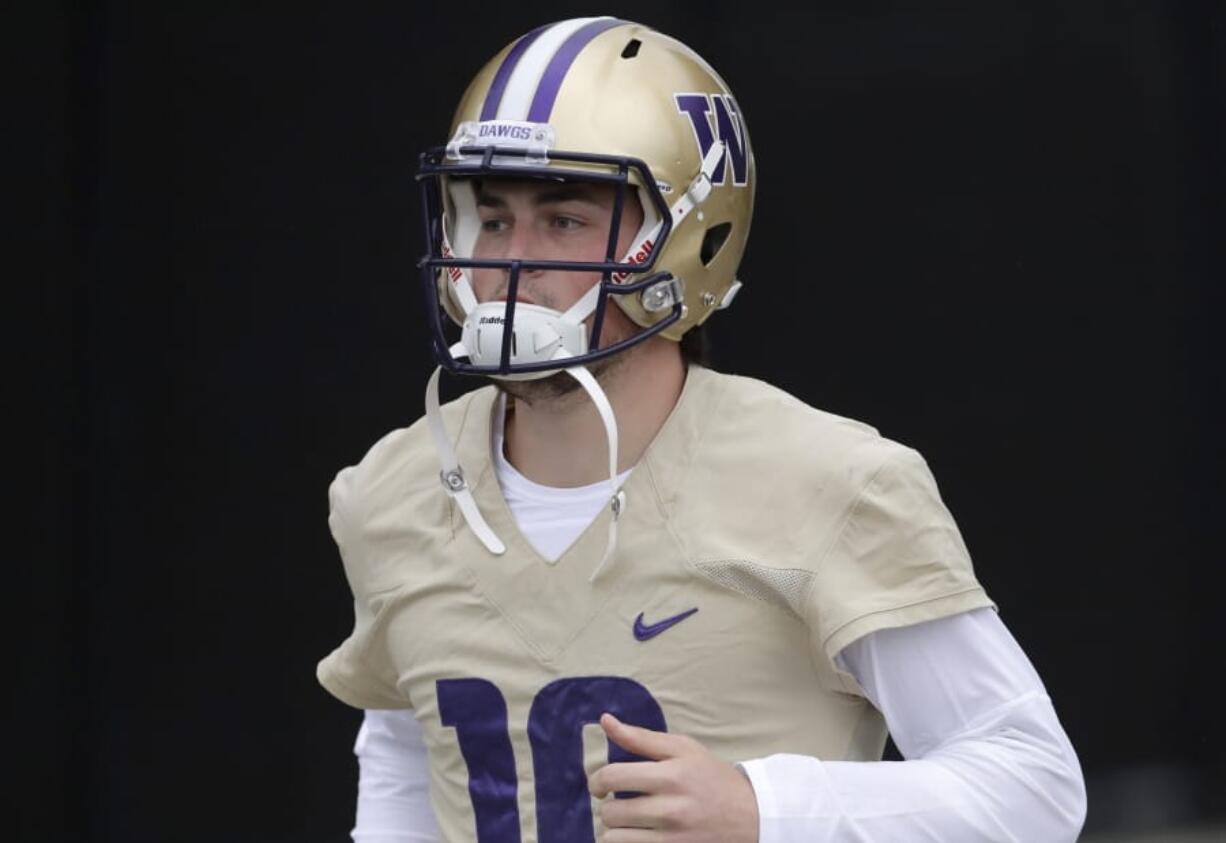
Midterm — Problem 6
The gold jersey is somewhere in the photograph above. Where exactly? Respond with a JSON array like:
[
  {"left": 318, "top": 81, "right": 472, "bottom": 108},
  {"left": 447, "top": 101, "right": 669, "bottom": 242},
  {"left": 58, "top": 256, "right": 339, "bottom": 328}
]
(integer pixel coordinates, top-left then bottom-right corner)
[{"left": 318, "top": 366, "right": 993, "bottom": 842}]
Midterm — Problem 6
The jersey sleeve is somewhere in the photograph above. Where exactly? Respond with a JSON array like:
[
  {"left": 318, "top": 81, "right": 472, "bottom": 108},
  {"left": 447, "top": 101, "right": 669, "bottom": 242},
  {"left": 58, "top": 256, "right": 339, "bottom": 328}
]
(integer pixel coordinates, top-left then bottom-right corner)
[
  {"left": 806, "top": 444, "right": 995, "bottom": 677},
  {"left": 317, "top": 465, "right": 413, "bottom": 711}
]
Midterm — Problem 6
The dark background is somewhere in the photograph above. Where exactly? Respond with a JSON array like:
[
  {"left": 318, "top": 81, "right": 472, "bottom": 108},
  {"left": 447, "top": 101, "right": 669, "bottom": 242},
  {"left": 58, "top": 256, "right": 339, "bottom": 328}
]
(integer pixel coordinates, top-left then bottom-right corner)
[{"left": 23, "top": 1, "right": 1223, "bottom": 840}]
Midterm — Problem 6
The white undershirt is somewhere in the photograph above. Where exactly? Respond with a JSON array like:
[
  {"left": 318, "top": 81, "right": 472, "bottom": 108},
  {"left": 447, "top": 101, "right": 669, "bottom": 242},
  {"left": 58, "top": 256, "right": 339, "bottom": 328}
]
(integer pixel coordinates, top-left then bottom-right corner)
[
  {"left": 351, "top": 422, "right": 1086, "bottom": 841},
  {"left": 490, "top": 398, "right": 633, "bottom": 562}
]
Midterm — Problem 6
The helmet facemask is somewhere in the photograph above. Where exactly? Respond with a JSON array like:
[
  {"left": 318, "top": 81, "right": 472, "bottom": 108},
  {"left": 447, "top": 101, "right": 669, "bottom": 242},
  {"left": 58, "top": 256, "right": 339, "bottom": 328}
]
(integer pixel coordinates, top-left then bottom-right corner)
[{"left": 418, "top": 136, "right": 683, "bottom": 381}]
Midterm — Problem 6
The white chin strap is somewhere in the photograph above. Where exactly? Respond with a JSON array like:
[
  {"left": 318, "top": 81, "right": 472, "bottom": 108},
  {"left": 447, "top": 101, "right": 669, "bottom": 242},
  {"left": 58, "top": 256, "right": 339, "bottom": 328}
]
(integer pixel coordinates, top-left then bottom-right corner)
[
  {"left": 425, "top": 338, "right": 625, "bottom": 581},
  {"left": 426, "top": 363, "right": 507, "bottom": 556}
]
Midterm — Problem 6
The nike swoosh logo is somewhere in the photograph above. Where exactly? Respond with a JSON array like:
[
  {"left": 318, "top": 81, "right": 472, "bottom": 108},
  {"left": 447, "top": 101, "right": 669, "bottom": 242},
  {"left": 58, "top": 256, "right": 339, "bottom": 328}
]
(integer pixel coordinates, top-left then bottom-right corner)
[{"left": 633, "top": 607, "right": 699, "bottom": 641}]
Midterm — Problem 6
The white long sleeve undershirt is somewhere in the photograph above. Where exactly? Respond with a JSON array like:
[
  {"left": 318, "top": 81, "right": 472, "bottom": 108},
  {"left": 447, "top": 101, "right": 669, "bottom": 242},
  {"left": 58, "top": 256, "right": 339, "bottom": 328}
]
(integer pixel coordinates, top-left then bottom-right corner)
[
  {"left": 739, "top": 607, "right": 1086, "bottom": 841},
  {"left": 350, "top": 418, "right": 1086, "bottom": 841}
]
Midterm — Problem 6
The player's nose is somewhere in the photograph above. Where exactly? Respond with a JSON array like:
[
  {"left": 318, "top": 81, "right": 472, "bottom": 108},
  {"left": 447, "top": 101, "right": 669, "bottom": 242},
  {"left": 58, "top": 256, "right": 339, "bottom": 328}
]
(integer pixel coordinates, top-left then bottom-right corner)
[
  {"left": 499, "top": 223, "right": 547, "bottom": 284},
  {"left": 504, "top": 224, "right": 543, "bottom": 262}
]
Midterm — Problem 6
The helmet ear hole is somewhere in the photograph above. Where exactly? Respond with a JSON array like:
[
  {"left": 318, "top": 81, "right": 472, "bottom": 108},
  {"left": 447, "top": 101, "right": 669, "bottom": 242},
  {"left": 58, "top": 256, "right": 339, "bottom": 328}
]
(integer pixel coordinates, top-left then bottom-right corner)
[
  {"left": 621, "top": 39, "right": 642, "bottom": 59},
  {"left": 700, "top": 222, "right": 732, "bottom": 266}
]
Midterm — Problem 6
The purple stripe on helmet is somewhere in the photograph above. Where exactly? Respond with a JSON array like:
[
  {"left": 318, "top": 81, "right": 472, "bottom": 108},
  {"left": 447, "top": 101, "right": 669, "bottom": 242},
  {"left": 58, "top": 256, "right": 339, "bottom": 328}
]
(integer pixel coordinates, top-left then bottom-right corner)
[
  {"left": 526, "top": 18, "right": 625, "bottom": 123},
  {"left": 480, "top": 24, "right": 550, "bottom": 121}
]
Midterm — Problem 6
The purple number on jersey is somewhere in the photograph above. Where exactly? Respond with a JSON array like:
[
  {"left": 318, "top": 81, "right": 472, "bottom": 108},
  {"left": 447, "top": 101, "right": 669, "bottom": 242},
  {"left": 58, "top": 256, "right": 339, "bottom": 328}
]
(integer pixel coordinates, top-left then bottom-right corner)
[
  {"left": 437, "top": 675, "right": 667, "bottom": 843},
  {"left": 437, "top": 678, "right": 523, "bottom": 841},
  {"left": 529, "top": 676, "right": 667, "bottom": 842}
]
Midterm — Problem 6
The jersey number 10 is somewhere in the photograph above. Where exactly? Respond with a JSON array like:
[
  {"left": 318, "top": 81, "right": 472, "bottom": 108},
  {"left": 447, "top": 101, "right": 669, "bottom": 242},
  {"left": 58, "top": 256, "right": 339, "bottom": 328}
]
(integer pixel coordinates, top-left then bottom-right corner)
[{"left": 437, "top": 675, "right": 667, "bottom": 842}]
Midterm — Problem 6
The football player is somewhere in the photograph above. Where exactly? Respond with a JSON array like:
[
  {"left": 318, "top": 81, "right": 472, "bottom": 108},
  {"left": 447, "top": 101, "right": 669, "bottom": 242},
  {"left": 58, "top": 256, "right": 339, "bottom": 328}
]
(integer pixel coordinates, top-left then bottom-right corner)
[{"left": 318, "top": 17, "right": 1086, "bottom": 842}]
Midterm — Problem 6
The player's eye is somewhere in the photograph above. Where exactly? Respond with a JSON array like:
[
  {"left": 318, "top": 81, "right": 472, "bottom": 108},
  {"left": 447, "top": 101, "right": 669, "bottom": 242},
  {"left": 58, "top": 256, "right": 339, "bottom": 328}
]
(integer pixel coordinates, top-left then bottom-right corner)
[
  {"left": 480, "top": 217, "right": 509, "bottom": 233},
  {"left": 552, "top": 215, "right": 584, "bottom": 230}
]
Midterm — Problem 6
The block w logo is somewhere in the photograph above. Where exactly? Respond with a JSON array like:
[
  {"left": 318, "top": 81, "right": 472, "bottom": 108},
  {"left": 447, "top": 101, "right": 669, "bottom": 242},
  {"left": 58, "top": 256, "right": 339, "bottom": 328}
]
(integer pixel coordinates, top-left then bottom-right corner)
[{"left": 674, "top": 93, "right": 750, "bottom": 187}]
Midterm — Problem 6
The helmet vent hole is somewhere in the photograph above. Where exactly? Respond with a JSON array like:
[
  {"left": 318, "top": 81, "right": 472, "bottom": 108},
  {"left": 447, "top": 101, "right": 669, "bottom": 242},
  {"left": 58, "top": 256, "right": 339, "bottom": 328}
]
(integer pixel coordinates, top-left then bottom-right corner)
[
  {"left": 700, "top": 222, "right": 732, "bottom": 266},
  {"left": 621, "top": 39, "right": 642, "bottom": 59}
]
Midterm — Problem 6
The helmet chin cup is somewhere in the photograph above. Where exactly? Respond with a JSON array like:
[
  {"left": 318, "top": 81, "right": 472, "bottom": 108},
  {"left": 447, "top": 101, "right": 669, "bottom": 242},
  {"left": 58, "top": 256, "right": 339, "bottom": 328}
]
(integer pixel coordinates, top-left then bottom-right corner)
[{"left": 461, "top": 301, "right": 589, "bottom": 381}]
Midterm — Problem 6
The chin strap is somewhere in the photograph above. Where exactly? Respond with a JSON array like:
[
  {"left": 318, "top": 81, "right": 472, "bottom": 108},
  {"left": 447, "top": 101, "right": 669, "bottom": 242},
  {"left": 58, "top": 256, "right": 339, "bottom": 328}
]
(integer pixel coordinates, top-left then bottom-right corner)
[
  {"left": 425, "top": 345, "right": 626, "bottom": 579},
  {"left": 555, "top": 354, "right": 624, "bottom": 583},
  {"left": 670, "top": 140, "right": 725, "bottom": 227},
  {"left": 426, "top": 357, "right": 506, "bottom": 555}
]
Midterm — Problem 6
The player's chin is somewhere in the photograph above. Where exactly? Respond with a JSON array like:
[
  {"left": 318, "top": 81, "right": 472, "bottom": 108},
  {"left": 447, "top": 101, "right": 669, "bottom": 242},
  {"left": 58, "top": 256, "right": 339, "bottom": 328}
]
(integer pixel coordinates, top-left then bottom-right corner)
[
  {"left": 492, "top": 350, "right": 626, "bottom": 405},
  {"left": 495, "top": 371, "right": 584, "bottom": 404}
]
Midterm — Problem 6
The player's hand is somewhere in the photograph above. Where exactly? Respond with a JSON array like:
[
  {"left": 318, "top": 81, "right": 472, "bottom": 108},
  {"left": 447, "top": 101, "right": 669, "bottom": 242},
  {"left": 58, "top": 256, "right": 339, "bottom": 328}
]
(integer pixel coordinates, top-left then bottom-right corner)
[{"left": 588, "top": 713, "right": 759, "bottom": 842}]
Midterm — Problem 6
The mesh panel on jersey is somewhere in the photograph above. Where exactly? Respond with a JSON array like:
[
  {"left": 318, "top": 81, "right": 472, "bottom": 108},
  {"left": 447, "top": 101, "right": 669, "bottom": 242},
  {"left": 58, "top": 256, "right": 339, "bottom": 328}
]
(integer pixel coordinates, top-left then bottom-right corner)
[{"left": 694, "top": 560, "right": 814, "bottom": 619}]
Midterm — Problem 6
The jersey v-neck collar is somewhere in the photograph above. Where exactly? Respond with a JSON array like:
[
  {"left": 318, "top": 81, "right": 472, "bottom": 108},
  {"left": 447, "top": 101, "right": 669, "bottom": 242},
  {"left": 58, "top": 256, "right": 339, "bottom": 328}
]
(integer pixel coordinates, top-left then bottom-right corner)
[{"left": 452, "top": 365, "right": 717, "bottom": 570}]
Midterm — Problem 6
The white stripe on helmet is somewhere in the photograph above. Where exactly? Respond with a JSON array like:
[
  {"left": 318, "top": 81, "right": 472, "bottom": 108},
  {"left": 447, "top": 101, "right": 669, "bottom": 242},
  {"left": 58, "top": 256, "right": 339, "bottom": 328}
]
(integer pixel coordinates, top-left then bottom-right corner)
[{"left": 496, "top": 17, "right": 610, "bottom": 121}]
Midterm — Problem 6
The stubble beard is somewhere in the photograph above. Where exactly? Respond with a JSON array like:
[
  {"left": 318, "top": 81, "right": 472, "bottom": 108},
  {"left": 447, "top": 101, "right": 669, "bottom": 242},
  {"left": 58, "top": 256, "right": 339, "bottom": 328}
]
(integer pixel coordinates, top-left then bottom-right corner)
[{"left": 491, "top": 347, "right": 627, "bottom": 408}]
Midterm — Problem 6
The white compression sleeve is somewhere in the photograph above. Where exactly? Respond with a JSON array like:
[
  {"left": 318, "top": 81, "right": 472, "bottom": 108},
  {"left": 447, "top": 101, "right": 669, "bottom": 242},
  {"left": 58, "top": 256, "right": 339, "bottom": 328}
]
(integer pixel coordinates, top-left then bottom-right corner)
[
  {"left": 739, "top": 608, "right": 1086, "bottom": 842},
  {"left": 352, "top": 709, "right": 440, "bottom": 842}
]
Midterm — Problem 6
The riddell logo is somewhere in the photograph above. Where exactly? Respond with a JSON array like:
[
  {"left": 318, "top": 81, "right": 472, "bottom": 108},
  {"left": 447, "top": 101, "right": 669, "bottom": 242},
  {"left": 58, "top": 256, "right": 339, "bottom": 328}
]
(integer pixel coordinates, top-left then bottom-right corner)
[
  {"left": 612, "top": 239, "right": 655, "bottom": 283},
  {"left": 479, "top": 316, "right": 505, "bottom": 325},
  {"left": 440, "top": 243, "right": 463, "bottom": 282}
]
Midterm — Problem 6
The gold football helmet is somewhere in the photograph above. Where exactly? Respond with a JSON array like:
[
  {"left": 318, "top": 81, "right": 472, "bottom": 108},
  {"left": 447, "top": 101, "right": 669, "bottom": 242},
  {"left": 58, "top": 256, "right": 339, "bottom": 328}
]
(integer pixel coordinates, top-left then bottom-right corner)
[{"left": 417, "top": 16, "right": 756, "bottom": 377}]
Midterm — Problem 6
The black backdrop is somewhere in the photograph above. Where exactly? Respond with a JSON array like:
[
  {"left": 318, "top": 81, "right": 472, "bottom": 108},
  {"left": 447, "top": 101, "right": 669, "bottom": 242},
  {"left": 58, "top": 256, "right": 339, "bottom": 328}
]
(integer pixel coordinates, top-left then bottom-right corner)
[{"left": 24, "top": 2, "right": 1223, "bottom": 840}]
